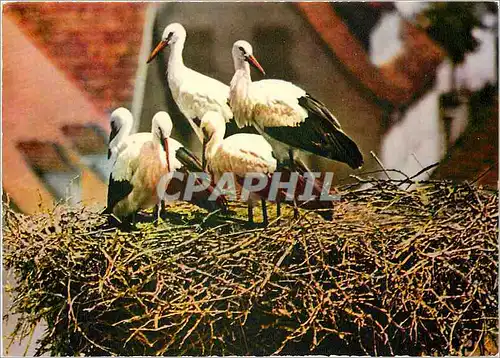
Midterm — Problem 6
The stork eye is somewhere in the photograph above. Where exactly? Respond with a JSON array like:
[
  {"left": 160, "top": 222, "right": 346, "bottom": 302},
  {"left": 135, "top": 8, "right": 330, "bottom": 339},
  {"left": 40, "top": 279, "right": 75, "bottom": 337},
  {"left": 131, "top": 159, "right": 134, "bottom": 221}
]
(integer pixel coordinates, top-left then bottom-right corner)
[{"left": 238, "top": 46, "right": 245, "bottom": 54}]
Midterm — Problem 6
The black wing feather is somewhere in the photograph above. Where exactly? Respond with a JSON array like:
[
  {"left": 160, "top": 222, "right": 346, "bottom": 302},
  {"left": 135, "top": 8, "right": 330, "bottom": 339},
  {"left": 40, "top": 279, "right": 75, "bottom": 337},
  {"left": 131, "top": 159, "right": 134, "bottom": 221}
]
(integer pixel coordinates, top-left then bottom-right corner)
[
  {"left": 264, "top": 93, "right": 363, "bottom": 169},
  {"left": 175, "top": 147, "right": 203, "bottom": 172},
  {"left": 104, "top": 174, "right": 134, "bottom": 214},
  {"left": 107, "top": 123, "right": 119, "bottom": 159},
  {"left": 225, "top": 120, "right": 258, "bottom": 137}
]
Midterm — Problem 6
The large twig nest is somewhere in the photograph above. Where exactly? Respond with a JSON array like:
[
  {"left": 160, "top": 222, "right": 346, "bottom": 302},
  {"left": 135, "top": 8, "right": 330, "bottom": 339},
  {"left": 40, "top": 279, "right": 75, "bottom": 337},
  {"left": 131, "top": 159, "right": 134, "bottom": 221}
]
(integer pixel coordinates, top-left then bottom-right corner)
[{"left": 3, "top": 178, "right": 498, "bottom": 356}]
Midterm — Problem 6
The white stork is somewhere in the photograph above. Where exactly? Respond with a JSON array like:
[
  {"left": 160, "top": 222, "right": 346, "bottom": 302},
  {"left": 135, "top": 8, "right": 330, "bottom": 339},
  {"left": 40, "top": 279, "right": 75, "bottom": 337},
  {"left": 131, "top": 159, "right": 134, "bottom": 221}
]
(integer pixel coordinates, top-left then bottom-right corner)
[
  {"left": 229, "top": 40, "right": 364, "bottom": 170},
  {"left": 108, "top": 107, "right": 134, "bottom": 165},
  {"left": 201, "top": 111, "right": 333, "bottom": 225},
  {"left": 105, "top": 111, "right": 226, "bottom": 228},
  {"left": 146, "top": 23, "right": 233, "bottom": 144}
]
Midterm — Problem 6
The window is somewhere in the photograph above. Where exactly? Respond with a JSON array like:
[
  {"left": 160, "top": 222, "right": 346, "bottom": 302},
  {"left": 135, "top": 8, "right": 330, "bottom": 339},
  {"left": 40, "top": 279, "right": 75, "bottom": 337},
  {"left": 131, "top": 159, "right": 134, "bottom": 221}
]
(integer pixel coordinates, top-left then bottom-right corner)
[
  {"left": 253, "top": 26, "right": 297, "bottom": 81},
  {"left": 17, "top": 141, "right": 82, "bottom": 205},
  {"left": 61, "top": 124, "right": 109, "bottom": 181}
]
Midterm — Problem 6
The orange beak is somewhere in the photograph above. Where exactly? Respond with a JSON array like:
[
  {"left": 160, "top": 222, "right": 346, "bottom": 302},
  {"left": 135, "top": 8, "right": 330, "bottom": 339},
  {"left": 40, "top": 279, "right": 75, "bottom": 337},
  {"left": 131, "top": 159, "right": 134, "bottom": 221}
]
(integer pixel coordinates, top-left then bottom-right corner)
[
  {"left": 163, "top": 137, "right": 170, "bottom": 172},
  {"left": 147, "top": 40, "right": 168, "bottom": 64},
  {"left": 246, "top": 55, "right": 266, "bottom": 75}
]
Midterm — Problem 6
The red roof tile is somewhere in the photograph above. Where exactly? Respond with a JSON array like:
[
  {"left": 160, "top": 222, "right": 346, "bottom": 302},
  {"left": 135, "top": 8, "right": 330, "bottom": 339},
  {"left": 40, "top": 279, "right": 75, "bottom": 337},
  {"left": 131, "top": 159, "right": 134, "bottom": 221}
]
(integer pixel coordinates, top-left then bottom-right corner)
[{"left": 3, "top": 2, "right": 147, "bottom": 111}]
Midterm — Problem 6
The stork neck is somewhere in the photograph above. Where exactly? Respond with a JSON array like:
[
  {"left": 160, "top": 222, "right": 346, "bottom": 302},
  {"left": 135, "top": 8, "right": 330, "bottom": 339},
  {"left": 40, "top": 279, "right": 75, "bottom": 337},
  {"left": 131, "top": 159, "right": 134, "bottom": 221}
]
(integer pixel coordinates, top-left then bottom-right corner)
[
  {"left": 167, "top": 39, "right": 186, "bottom": 74},
  {"left": 109, "top": 120, "right": 132, "bottom": 150},
  {"left": 230, "top": 66, "right": 252, "bottom": 99},
  {"left": 232, "top": 62, "right": 252, "bottom": 83},
  {"left": 205, "top": 129, "right": 225, "bottom": 164},
  {"left": 152, "top": 131, "right": 161, "bottom": 146},
  {"left": 152, "top": 126, "right": 171, "bottom": 168}
]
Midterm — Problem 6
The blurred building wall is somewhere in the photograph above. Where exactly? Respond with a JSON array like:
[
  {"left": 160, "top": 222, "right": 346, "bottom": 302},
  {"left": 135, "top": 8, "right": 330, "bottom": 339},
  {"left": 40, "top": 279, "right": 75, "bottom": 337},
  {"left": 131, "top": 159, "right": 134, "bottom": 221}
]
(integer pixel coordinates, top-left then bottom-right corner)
[{"left": 374, "top": 7, "right": 497, "bottom": 183}]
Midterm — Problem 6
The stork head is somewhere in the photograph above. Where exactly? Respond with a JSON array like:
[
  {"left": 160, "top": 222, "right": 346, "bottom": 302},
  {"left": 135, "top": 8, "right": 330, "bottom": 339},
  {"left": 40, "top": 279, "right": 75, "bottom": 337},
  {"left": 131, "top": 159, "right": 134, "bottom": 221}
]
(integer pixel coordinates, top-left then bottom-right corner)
[
  {"left": 200, "top": 111, "right": 225, "bottom": 141},
  {"left": 152, "top": 111, "right": 173, "bottom": 142},
  {"left": 109, "top": 107, "right": 133, "bottom": 142},
  {"left": 147, "top": 23, "right": 186, "bottom": 63},
  {"left": 232, "top": 40, "right": 265, "bottom": 75}
]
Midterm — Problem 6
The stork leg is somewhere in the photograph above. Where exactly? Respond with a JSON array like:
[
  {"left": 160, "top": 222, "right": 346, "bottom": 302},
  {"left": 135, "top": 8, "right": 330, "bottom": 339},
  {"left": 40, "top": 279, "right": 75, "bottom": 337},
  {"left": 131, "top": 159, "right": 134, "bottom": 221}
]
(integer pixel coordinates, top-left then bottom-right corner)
[
  {"left": 154, "top": 200, "right": 166, "bottom": 225},
  {"left": 293, "top": 200, "right": 299, "bottom": 219},
  {"left": 247, "top": 201, "right": 254, "bottom": 225},
  {"left": 289, "top": 149, "right": 299, "bottom": 219},
  {"left": 276, "top": 195, "right": 281, "bottom": 224},
  {"left": 154, "top": 203, "right": 160, "bottom": 224},
  {"left": 261, "top": 198, "right": 268, "bottom": 226},
  {"left": 161, "top": 199, "right": 166, "bottom": 216},
  {"left": 202, "top": 137, "right": 206, "bottom": 170},
  {"left": 275, "top": 159, "right": 283, "bottom": 224}
]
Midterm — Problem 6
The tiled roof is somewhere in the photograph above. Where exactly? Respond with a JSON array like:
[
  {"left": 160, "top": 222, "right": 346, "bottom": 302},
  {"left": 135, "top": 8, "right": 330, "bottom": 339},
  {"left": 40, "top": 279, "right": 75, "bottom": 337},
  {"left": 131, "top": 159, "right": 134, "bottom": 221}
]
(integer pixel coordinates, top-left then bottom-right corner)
[
  {"left": 4, "top": 2, "right": 147, "bottom": 112},
  {"left": 295, "top": 2, "right": 446, "bottom": 107},
  {"left": 3, "top": 15, "right": 109, "bottom": 213}
]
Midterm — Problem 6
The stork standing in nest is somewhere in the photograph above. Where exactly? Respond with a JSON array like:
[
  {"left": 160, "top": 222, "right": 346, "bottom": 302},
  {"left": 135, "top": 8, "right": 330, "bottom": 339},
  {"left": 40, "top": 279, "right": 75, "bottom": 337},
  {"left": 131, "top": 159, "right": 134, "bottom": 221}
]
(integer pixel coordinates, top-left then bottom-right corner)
[
  {"left": 105, "top": 111, "right": 226, "bottom": 229},
  {"left": 146, "top": 22, "right": 234, "bottom": 166},
  {"left": 201, "top": 111, "right": 333, "bottom": 226},
  {"left": 229, "top": 40, "right": 364, "bottom": 171}
]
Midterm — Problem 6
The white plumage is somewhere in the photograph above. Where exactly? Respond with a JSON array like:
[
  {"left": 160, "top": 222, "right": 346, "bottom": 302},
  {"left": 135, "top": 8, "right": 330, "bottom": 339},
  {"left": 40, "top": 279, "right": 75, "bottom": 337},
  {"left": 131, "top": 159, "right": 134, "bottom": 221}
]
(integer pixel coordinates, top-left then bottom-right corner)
[
  {"left": 108, "top": 107, "right": 134, "bottom": 165},
  {"left": 209, "top": 132, "right": 278, "bottom": 190},
  {"left": 106, "top": 112, "right": 182, "bottom": 221},
  {"left": 147, "top": 23, "right": 232, "bottom": 142},
  {"left": 202, "top": 112, "right": 276, "bottom": 182},
  {"left": 231, "top": 78, "right": 308, "bottom": 129},
  {"left": 201, "top": 111, "right": 276, "bottom": 224},
  {"left": 229, "top": 40, "right": 363, "bottom": 169},
  {"left": 201, "top": 111, "right": 335, "bottom": 223}
]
